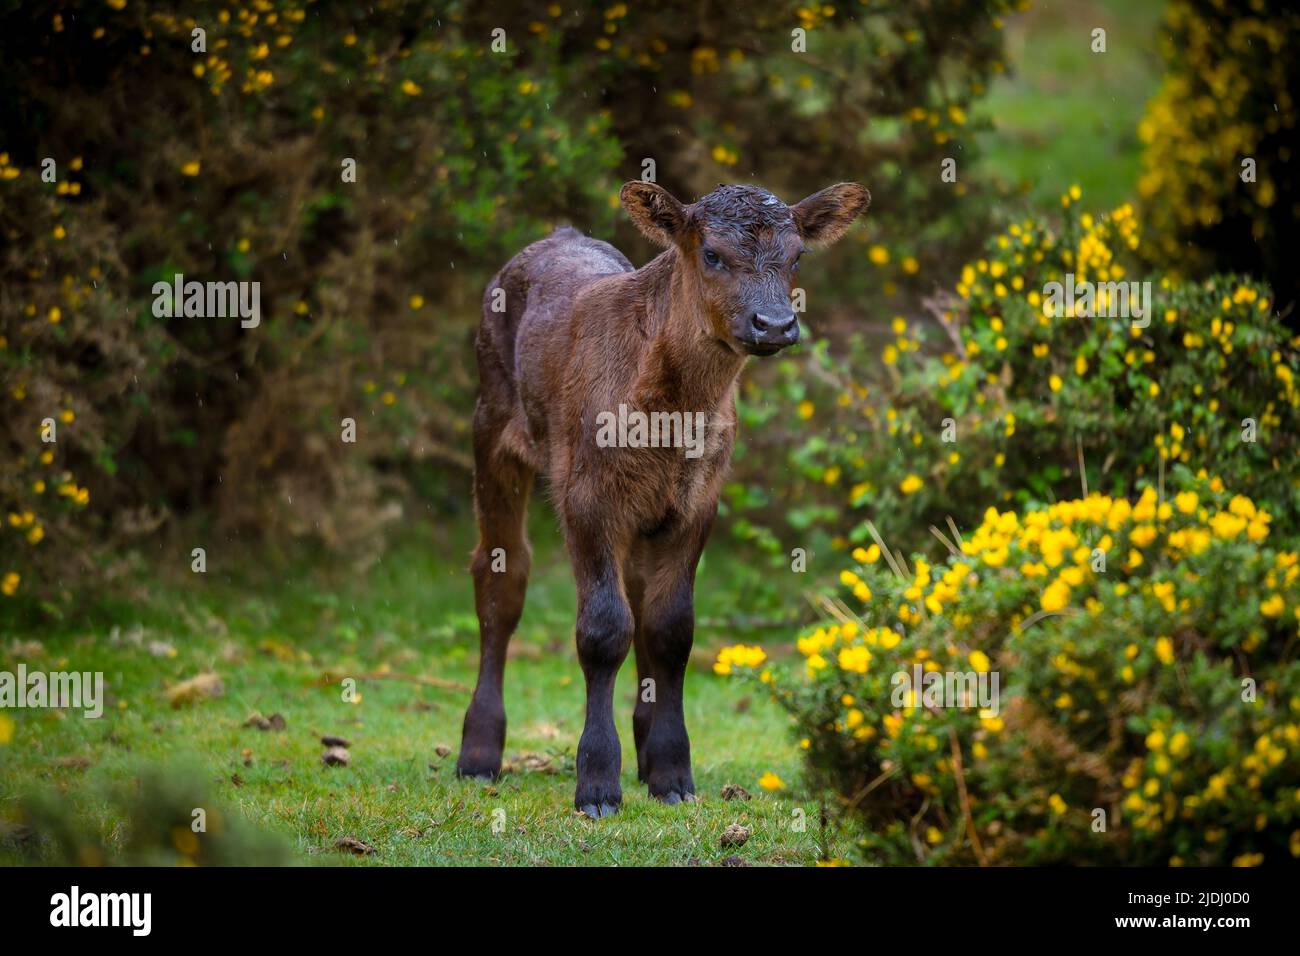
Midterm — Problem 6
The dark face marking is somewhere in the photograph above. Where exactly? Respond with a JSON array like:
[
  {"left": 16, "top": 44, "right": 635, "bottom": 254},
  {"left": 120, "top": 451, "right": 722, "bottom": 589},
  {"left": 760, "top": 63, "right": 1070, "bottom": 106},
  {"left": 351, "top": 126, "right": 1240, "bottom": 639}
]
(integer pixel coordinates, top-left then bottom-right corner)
[{"left": 685, "top": 185, "right": 803, "bottom": 356}]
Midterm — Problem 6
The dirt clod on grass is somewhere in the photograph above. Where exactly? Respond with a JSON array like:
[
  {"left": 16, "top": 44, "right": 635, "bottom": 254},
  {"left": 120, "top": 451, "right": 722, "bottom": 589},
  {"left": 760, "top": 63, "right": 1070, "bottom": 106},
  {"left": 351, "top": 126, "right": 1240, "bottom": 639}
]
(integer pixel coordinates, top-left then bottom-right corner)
[
  {"left": 335, "top": 836, "right": 375, "bottom": 855},
  {"left": 322, "top": 746, "right": 351, "bottom": 767},
  {"left": 720, "top": 783, "right": 750, "bottom": 801},
  {"left": 244, "top": 712, "right": 287, "bottom": 731},
  {"left": 720, "top": 823, "right": 750, "bottom": 849},
  {"left": 165, "top": 672, "right": 224, "bottom": 708}
]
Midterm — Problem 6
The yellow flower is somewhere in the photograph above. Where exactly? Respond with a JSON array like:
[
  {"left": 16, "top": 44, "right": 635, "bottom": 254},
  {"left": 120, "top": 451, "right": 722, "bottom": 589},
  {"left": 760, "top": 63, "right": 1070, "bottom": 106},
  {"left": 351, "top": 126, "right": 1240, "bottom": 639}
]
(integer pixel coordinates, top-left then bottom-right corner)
[
  {"left": 401, "top": 78, "right": 422, "bottom": 96},
  {"left": 1048, "top": 793, "right": 1067, "bottom": 816},
  {"left": 837, "top": 645, "right": 872, "bottom": 674},
  {"left": 1040, "top": 578, "right": 1070, "bottom": 613},
  {"left": 181, "top": 160, "right": 201, "bottom": 177},
  {"left": 899, "top": 474, "right": 923, "bottom": 495},
  {"left": 0, "top": 713, "right": 13, "bottom": 744},
  {"left": 1261, "top": 594, "right": 1285, "bottom": 618},
  {"left": 797, "top": 400, "right": 814, "bottom": 420},
  {"left": 1, "top": 571, "right": 19, "bottom": 596},
  {"left": 1168, "top": 731, "right": 1190, "bottom": 758},
  {"left": 409, "top": 294, "right": 424, "bottom": 310},
  {"left": 757, "top": 771, "right": 785, "bottom": 791},
  {"left": 1155, "top": 636, "right": 1175, "bottom": 665},
  {"left": 1049, "top": 374, "right": 1062, "bottom": 393},
  {"left": 969, "top": 650, "right": 990, "bottom": 673},
  {"left": 713, "top": 643, "right": 767, "bottom": 675},
  {"left": 980, "top": 715, "right": 1004, "bottom": 733},
  {"left": 868, "top": 245, "right": 890, "bottom": 265}
]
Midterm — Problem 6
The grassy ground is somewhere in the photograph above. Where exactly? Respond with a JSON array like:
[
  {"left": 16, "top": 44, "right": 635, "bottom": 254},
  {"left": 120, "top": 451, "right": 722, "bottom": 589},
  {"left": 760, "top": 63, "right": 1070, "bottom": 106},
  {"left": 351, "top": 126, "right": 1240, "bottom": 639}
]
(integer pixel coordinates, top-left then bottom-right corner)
[
  {"left": 975, "top": 0, "right": 1165, "bottom": 209},
  {"left": 0, "top": 510, "right": 832, "bottom": 867}
]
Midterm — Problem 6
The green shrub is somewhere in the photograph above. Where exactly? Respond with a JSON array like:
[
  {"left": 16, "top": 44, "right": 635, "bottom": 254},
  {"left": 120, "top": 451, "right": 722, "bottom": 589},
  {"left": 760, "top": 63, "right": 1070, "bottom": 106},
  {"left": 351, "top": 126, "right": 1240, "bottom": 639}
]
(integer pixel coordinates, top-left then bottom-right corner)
[{"left": 718, "top": 478, "right": 1300, "bottom": 865}]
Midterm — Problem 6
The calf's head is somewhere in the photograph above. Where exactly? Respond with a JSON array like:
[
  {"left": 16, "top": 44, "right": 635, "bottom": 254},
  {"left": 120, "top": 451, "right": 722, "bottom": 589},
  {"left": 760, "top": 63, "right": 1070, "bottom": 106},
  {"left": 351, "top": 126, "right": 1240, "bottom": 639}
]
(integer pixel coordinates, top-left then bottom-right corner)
[{"left": 620, "top": 180, "right": 870, "bottom": 356}]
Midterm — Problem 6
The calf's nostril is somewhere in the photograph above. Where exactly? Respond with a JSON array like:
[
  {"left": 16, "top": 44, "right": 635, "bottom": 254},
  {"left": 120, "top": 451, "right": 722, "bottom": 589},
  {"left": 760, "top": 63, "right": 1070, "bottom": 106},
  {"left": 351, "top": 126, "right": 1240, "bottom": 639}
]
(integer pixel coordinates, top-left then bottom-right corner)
[{"left": 749, "top": 312, "right": 798, "bottom": 344}]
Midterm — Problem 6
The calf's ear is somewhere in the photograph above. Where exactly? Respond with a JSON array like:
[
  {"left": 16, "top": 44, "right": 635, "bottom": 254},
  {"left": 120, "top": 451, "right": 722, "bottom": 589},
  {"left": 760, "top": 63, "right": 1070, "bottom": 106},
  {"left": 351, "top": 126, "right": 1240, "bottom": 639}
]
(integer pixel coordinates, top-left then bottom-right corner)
[
  {"left": 791, "top": 183, "right": 871, "bottom": 247},
  {"left": 620, "top": 181, "right": 688, "bottom": 247}
]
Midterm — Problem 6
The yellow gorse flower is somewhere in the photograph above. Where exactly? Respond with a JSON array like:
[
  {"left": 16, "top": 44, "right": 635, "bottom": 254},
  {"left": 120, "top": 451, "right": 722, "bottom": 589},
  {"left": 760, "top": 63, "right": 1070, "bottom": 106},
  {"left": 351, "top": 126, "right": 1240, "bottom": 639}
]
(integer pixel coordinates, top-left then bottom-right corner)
[{"left": 712, "top": 643, "right": 767, "bottom": 675}]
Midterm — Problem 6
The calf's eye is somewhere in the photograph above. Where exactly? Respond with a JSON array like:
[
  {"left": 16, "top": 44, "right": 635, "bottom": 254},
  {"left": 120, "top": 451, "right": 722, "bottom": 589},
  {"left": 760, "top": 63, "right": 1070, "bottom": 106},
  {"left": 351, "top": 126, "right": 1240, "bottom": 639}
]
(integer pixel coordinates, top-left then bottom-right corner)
[{"left": 702, "top": 248, "right": 722, "bottom": 268}]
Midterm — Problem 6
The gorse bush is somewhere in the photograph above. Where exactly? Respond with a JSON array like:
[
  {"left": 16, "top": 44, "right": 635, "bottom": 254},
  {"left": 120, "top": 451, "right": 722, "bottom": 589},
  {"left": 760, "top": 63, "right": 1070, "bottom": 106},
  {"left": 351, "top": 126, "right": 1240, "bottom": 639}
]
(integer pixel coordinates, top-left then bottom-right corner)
[
  {"left": 1, "top": 0, "right": 1015, "bottom": 603},
  {"left": 1137, "top": 0, "right": 1300, "bottom": 320},
  {"left": 718, "top": 478, "right": 1300, "bottom": 865},
  {"left": 2, "top": 1, "right": 626, "bottom": 602},
  {"left": 0, "top": 161, "right": 136, "bottom": 602},
  {"left": 727, "top": 193, "right": 1300, "bottom": 565}
]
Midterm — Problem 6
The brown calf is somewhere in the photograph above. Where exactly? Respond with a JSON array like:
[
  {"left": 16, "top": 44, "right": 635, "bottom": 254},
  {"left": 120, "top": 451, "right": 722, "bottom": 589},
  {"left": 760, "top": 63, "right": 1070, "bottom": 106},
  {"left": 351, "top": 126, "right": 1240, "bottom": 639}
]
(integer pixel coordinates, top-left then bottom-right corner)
[{"left": 456, "top": 180, "right": 870, "bottom": 816}]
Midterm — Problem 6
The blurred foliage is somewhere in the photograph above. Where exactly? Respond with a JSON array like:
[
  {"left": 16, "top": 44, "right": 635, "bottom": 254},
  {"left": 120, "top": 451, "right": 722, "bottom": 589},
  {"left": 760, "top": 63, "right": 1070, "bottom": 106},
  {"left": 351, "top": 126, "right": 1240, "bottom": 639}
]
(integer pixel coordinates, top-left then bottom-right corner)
[
  {"left": 720, "top": 478, "right": 1300, "bottom": 865},
  {"left": 2, "top": 763, "right": 291, "bottom": 865},
  {"left": 1, "top": 0, "right": 1016, "bottom": 603},
  {"left": 727, "top": 193, "right": 1300, "bottom": 580},
  {"left": 1137, "top": 0, "right": 1300, "bottom": 321}
]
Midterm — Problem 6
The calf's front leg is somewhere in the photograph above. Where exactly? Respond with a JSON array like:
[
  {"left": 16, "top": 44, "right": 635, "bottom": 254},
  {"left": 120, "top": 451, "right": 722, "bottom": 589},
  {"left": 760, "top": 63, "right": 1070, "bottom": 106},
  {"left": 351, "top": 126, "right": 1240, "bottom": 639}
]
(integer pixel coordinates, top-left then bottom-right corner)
[
  {"left": 567, "top": 522, "right": 634, "bottom": 818},
  {"left": 638, "top": 575, "right": 697, "bottom": 803},
  {"left": 634, "top": 519, "right": 711, "bottom": 803}
]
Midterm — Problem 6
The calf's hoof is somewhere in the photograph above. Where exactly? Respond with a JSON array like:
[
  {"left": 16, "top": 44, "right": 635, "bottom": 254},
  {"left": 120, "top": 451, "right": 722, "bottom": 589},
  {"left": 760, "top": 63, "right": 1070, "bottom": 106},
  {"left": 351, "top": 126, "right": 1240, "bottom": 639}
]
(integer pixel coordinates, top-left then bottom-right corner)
[
  {"left": 455, "top": 749, "right": 502, "bottom": 780},
  {"left": 648, "top": 768, "right": 696, "bottom": 805},
  {"left": 655, "top": 789, "right": 696, "bottom": 806},
  {"left": 574, "top": 780, "right": 622, "bottom": 820},
  {"left": 578, "top": 801, "right": 621, "bottom": 819}
]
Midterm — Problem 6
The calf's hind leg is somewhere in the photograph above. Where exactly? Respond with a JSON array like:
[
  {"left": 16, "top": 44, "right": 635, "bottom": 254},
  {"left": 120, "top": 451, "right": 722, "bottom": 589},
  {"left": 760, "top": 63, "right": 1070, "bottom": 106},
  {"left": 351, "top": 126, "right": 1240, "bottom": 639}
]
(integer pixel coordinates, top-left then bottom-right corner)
[{"left": 456, "top": 412, "right": 533, "bottom": 779}]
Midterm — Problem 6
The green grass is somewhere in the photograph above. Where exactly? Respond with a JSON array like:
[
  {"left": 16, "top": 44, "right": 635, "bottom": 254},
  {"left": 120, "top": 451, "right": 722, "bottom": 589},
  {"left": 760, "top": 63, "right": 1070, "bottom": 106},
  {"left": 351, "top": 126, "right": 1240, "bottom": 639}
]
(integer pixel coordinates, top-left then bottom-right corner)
[
  {"left": 975, "top": 0, "right": 1165, "bottom": 210},
  {"left": 0, "top": 510, "right": 830, "bottom": 866}
]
